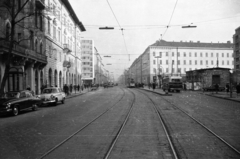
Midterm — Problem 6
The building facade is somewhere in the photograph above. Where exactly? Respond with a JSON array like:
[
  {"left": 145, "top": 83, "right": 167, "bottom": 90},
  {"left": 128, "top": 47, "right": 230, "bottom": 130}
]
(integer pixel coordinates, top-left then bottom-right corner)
[
  {"left": 0, "top": 0, "right": 47, "bottom": 94},
  {"left": 81, "top": 39, "right": 94, "bottom": 85},
  {"left": 129, "top": 40, "right": 234, "bottom": 85},
  {"left": 233, "top": 26, "right": 240, "bottom": 83},
  {"left": 43, "top": 0, "right": 85, "bottom": 92}
]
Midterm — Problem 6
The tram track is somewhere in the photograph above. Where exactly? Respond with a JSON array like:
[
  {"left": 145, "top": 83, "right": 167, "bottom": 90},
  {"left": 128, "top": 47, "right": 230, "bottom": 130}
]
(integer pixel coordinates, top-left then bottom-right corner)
[
  {"left": 138, "top": 88, "right": 240, "bottom": 157},
  {"left": 39, "top": 87, "right": 128, "bottom": 159}
]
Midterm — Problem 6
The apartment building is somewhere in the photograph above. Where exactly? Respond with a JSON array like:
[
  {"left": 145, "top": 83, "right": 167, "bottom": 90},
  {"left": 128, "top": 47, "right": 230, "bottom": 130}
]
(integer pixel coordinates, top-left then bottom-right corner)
[
  {"left": 0, "top": 0, "right": 47, "bottom": 94},
  {"left": 43, "top": 0, "right": 85, "bottom": 90},
  {"left": 81, "top": 39, "right": 94, "bottom": 85},
  {"left": 129, "top": 40, "right": 233, "bottom": 85}
]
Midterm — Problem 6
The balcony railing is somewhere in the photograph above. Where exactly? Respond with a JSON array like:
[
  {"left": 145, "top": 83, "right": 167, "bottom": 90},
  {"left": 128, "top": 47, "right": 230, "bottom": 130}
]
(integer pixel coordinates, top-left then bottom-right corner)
[
  {"left": 36, "top": 0, "right": 45, "bottom": 10},
  {"left": 63, "top": 44, "right": 72, "bottom": 54},
  {"left": 0, "top": 41, "right": 47, "bottom": 64},
  {"left": 63, "top": 60, "right": 71, "bottom": 68}
]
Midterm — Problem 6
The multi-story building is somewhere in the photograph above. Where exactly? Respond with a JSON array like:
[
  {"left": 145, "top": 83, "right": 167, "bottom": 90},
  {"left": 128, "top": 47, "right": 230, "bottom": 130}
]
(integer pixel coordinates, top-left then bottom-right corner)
[
  {"left": 43, "top": 0, "right": 85, "bottom": 91},
  {"left": 81, "top": 39, "right": 94, "bottom": 85},
  {"left": 129, "top": 40, "right": 233, "bottom": 85},
  {"left": 0, "top": 0, "right": 47, "bottom": 94},
  {"left": 233, "top": 26, "right": 240, "bottom": 83}
]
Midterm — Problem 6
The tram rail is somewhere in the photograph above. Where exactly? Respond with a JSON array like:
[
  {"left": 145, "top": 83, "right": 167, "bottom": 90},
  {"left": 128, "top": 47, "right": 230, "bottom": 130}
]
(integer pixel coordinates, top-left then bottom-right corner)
[
  {"left": 39, "top": 88, "right": 127, "bottom": 159},
  {"left": 138, "top": 88, "right": 240, "bottom": 156}
]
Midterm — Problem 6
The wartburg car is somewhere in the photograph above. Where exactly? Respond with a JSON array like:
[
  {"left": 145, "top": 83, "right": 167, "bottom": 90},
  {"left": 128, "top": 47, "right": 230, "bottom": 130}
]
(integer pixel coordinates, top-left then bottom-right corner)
[
  {"left": 0, "top": 90, "right": 41, "bottom": 116},
  {"left": 39, "top": 87, "right": 66, "bottom": 106}
]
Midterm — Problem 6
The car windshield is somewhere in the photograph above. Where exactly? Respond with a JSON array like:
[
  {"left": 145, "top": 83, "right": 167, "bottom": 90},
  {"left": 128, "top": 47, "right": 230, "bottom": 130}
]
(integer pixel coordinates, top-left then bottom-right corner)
[
  {"left": 1, "top": 92, "right": 19, "bottom": 98},
  {"left": 43, "top": 88, "right": 58, "bottom": 94}
]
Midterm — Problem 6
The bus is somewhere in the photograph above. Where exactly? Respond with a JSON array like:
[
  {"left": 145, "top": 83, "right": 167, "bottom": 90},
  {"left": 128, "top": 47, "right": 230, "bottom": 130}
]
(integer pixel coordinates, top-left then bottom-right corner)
[{"left": 162, "top": 76, "right": 183, "bottom": 92}]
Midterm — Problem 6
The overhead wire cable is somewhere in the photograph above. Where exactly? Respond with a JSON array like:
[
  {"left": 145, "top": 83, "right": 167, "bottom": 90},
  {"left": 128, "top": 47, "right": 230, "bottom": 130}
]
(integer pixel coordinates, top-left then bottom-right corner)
[
  {"left": 106, "top": 0, "right": 130, "bottom": 61},
  {"left": 162, "top": 0, "right": 179, "bottom": 38}
]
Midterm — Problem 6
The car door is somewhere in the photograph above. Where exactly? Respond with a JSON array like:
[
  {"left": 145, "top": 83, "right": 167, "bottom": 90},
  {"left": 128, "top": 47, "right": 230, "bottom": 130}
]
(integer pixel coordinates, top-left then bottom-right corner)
[
  {"left": 25, "top": 91, "right": 33, "bottom": 109},
  {"left": 18, "top": 91, "right": 28, "bottom": 110}
]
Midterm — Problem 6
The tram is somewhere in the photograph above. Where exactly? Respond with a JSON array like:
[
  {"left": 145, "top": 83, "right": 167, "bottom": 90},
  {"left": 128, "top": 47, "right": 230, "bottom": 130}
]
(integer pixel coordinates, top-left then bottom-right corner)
[{"left": 129, "top": 79, "right": 135, "bottom": 88}]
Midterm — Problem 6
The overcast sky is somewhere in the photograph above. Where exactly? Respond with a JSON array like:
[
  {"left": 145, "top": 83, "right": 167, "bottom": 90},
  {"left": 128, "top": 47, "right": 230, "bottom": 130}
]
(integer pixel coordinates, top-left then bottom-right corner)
[{"left": 69, "top": 0, "right": 240, "bottom": 81}]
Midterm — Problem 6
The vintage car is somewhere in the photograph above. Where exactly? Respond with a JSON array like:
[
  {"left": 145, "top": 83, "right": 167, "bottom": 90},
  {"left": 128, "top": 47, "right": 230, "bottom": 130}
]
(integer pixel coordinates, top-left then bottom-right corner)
[
  {"left": 0, "top": 90, "right": 41, "bottom": 116},
  {"left": 39, "top": 87, "right": 66, "bottom": 106}
]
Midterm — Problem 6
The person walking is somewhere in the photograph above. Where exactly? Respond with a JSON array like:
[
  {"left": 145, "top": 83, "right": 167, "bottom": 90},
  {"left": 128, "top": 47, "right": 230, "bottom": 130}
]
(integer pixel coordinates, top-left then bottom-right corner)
[
  {"left": 236, "top": 83, "right": 240, "bottom": 97},
  {"left": 215, "top": 83, "right": 219, "bottom": 94},
  {"left": 226, "top": 83, "right": 230, "bottom": 94},
  {"left": 152, "top": 82, "right": 156, "bottom": 91}
]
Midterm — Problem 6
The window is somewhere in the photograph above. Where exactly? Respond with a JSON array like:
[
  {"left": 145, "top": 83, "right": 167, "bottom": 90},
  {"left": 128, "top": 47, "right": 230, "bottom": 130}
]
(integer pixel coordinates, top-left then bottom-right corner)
[
  {"left": 211, "top": 53, "right": 213, "bottom": 57},
  {"left": 172, "top": 52, "right": 174, "bottom": 56},
  {"left": 195, "top": 52, "right": 197, "bottom": 57},
  {"left": 48, "top": 19, "right": 51, "bottom": 34},
  {"left": 211, "top": 60, "right": 213, "bottom": 65},
  {"left": 59, "top": 52, "right": 61, "bottom": 62},
  {"left": 222, "top": 53, "right": 224, "bottom": 57},
  {"left": 200, "top": 60, "right": 203, "bottom": 65},
  {"left": 35, "top": 40, "right": 38, "bottom": 52},
  {"left": 189, "top": 52, "right": 191, "bottom": 57},
  {"left": 184, "top": 52, "right": 186, "bottom": 57},
  {"left": 166, "top": 60, "right": 168, "bottom": 64},
  {"left": 227, "top": 61, "right": 229, "bottom": 65},
  {"left": 160, "top": 60, "right": 162, "bottom": 65},
  {"left": 189, "top": 60, "right": 192, "bottom": 65},
  {"left": 40, "top": 15, "right": 43, "bottom": 31},
  {"left": 159, "top": 52, "right": 162, "bottom": 57},
  {"left": 30, "top": 31, "right": 34, "bottom": 50},
  {"left": 40, "top": 43, "right": 43, "bottom": 54},
  {"left": 166, "top": 52, "right": 168, "bottom": 56},
  {"left": 178, "top": 68, "right": 181, "bottom": 73},
  {"left": 195, "top": 60, "right": 197, "bottom": 65},
  {"left": 177, "top": 60, "right": 180, "bottom": 65},
  {"left": 49, "top": 46, "right": 52, "bottom": 58},
  {"left": 177, "top": 52, "right": 180, "bottom": 57},
  {"left": 200, "top": 53, "right": 202, "bottom": 57},
  {"left": 166, "top": 68, "right": 169, "bottom": 73},
  {"left": 206, "top": 53, "right": 208, "bottom": 57},
  {"left": 227, "top": 53, "right": 229, "bottom": 57},
  {"left": 6, "top": 23, "right": 11, "bottom": 40},
  {"left": 222, "top": 61, "right": 224, "bottom": 65},
  {"left": 153, "top": 52, "right": 155, "bottom": 56},
  {"left": 206, "top": 61, "right": 208, "bottom": 65},
  {"left": 184, "top": 60, "right": 186, "bottom": 65},
  {"left": 172, "top": 68, "right": 175, "bottom": 73},
  {"left": 153, "top": 60, "right": 155, "bottom": 65}
]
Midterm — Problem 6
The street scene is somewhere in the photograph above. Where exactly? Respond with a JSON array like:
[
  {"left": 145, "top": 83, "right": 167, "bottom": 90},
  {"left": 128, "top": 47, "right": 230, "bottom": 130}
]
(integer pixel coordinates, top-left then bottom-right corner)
[
  {"left": 0, "top": 86, "right": 240, "bottom": 158},
  {"left": 0, "top": 0, "right": 240, "bottom": 158}
]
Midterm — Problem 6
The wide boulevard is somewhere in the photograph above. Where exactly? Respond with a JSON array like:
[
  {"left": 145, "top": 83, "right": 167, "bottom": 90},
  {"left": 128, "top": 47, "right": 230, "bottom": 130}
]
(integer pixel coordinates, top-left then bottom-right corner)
[{"left": 0, "top": 86, "right": 240, "bottom": 159}]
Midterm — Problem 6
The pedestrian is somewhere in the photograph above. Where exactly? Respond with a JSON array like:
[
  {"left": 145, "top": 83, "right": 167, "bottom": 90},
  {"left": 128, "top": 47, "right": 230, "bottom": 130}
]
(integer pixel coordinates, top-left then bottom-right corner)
[
  {"left": 152, "top": 82, "right": 156, "bottom": 91},
  {"left": 215, "top": 83, "right": 219, "bottom": 94},
  {"left": 77, "top": 84, "right": 80, "bottom": 91},
  {"left": 70, "top": 84, "right": 72, "bottom": 93},
  {"left": 226, "top": 83, "right": 230, "bottom": 94},
  {"left": 26, "top": 85, "right": 31, "bottom": 91},
  {"left": 236, "top": 83, "right": 240, "bottom": 97}
]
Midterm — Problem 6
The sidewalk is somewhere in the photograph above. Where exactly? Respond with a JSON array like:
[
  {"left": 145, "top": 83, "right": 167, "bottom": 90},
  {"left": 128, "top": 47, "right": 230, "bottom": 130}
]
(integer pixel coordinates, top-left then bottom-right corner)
[
  {"left": 202, "top": 91, "right": 240, "bottom": 103},
  {"left": 65, "top": 88, "right": 91, "bottom": 99},
  {"left": 140, "top": 87, "right": 240, "bottom": 103}
]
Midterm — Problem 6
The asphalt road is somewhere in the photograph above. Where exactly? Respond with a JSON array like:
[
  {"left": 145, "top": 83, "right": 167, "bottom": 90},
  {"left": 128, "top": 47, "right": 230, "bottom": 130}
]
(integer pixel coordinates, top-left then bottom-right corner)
[{"left": 0, "top": 87, "right": 239, "bottom": 159}]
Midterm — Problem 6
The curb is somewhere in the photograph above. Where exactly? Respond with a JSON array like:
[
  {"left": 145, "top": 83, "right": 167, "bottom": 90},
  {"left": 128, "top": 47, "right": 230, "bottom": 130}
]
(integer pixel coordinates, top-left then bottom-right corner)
[
  {"left": 66, "top": 91, "right": 89, "bottom": 99},
  {"left": 139, "top": 88, "right": 172, "bottom": 96},
  {"left": 203, "top": 93, "right": 240, "bottom": 103}
]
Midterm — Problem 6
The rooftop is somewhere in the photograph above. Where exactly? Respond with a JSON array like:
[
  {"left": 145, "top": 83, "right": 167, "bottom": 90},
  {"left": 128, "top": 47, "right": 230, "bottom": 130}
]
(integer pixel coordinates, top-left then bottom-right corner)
[{"left": 151, "top": 40, "right": 232, "bottom": 49}]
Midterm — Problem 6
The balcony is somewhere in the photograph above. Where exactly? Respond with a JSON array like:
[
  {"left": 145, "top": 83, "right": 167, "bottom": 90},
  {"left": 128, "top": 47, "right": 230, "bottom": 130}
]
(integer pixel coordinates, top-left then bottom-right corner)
[
  {"left": 63, "top": 60, "right": 71, "bottom": 68},
  {"left": 63, "top": 44, "right": 72, "bottom": 54},
  {"left": 0, "top": 41, "right": 47, "bottom": 64},
  {"left": 36, "top": 0, "right": 45, "bottom": 10}
]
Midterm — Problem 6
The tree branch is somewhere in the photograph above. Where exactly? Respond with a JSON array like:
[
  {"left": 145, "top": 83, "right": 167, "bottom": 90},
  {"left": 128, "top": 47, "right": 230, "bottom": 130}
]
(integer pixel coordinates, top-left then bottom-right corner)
[
  {"left": 14, "top": 13, "right": 34, "bottom": 25},
  {"left": 13, "top": 0, "right": 31, "bottom": 20}
]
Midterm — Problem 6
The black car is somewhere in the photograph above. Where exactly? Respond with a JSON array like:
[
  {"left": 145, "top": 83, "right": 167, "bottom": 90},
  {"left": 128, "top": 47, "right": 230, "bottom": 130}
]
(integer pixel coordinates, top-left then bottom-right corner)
[{"left": 0, "top": 90, "right": 42, "bottom": 116}]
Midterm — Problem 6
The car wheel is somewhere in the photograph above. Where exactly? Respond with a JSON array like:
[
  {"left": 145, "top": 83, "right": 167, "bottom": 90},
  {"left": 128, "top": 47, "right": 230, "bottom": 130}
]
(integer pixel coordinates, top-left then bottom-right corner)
[
  {"left": 32, "top": 104, "right": 38, "bottom": 111},
  {"left": 62, "top": 98, "right": 65, "bottom": 104},
  {"left": 12, "top": 106, "right": 19, "bottom": 116},
  {"left": 54, "top": 98, "right": 58, "bottom": 106}
]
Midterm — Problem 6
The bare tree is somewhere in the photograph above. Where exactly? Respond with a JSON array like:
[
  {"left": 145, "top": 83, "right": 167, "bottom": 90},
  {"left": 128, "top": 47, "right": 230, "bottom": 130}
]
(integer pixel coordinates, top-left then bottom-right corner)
[{"left": 0, "top": 0, "right": 38, "bottom": 94}]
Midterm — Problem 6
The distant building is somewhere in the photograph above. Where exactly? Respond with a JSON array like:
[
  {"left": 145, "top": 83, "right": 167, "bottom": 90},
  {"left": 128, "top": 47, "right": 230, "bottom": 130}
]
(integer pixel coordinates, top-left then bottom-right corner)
[
  {"left": 233, "top": 26, "right": 240, "bottom": 70},
  {"left": 81, "top": 39, "right": 94, "bottom": 85},
  {"left": 129, "top": 40, "right": 234, "bottom": 85},
  {"left": 233, "top": 26, "right": 240, "bottom": 83}
]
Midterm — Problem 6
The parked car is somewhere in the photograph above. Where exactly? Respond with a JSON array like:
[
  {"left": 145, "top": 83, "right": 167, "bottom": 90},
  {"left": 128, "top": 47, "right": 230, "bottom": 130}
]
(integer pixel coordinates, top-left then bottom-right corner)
[
  {"left": 91, "top": 85, "right": 98, "bottom": 91},
  {"left": 38, "top": 87, "right": 66, "bottom": 106},
  {"left": 203, "top": 85, "right": 225, "bottom": 91},
  {"left": 0, "top": 90, "right": 41, "bottom": 116}
]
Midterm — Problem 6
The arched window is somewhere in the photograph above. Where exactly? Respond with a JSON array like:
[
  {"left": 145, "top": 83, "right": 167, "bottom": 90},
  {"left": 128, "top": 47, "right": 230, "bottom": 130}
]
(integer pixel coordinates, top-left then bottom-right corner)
[
  {"left": 35, "top": 40, "right": 38, "bottom": 52},
  {"left": 54, "top": 70, "right": 57, "bottom": 87},
  {"left": 48, "top": 68, "right": 52, "bottom": 87},
  {"left": 6, "top": 23, "right": 11, "bottom": 40},
  {"left": 59, "top": 71, "right": 62, "bottom": 88},
  {"left": 40, "top": 42, "right": 43, "bottom": 54}
]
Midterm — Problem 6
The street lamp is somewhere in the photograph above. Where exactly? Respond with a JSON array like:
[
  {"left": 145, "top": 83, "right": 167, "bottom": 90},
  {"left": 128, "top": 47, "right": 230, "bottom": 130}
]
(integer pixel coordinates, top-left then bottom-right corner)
[{"left": 230, "top": 69, "right": 233, "bottom": 98}]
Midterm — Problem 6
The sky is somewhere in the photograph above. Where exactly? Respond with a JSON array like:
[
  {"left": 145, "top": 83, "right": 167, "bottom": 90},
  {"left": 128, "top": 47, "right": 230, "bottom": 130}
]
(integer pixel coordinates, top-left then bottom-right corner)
[{"left": 69, "top": 0, "right": 240, "bottom": 81}]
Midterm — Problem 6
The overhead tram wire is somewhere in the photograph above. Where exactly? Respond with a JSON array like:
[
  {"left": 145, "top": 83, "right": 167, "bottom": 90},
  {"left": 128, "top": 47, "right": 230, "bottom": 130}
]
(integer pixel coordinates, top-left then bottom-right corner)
[
  {"left": 106, "top": 0, "right": 130, "bottom": 61},
  {"left": 162, "top": 0, "right": 179, "bottom": 38}
]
